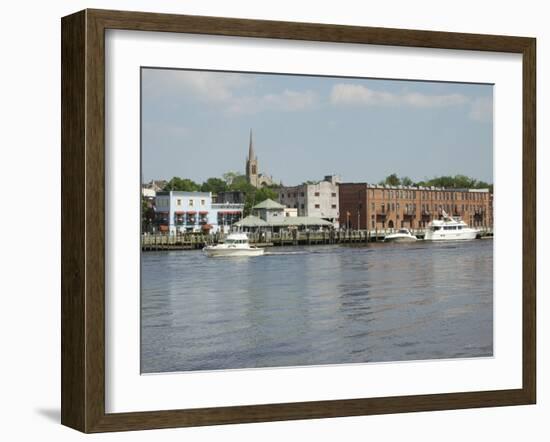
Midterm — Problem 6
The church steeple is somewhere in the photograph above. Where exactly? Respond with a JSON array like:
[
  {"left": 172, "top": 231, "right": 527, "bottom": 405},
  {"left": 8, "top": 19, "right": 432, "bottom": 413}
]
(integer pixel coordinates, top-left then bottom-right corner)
[
  {"left": 246, "top": 129, "right": 259, "bottom": 187},
  {"left": 248, "top": 129, "right": 256, "bottom": 161}
]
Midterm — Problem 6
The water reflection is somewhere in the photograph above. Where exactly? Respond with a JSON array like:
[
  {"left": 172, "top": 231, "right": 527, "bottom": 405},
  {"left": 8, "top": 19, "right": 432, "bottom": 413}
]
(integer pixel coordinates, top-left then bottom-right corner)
[{"left": 141, "top": 240, "right": 493, "bottom": 373}]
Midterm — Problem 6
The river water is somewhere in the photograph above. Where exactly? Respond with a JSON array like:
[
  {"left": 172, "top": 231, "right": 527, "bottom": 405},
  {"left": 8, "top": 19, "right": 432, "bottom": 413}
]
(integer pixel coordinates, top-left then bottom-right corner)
[{"left": 141, "top": 239, "right": 493, "bottom": 373}]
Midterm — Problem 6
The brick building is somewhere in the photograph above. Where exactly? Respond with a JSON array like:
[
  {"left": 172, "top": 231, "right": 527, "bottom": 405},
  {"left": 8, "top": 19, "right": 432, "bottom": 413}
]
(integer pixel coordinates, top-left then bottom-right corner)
[{"left": 339, "top": 183, "right": 493, "bottom": 231}]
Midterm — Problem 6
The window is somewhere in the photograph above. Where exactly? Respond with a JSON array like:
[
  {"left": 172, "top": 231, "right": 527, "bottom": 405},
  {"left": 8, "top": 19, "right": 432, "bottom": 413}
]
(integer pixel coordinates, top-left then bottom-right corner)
[
  {"left": 331, "top": 204, "right": 337, "bottom": 209},
  {"left": 331, "top": 192, "right": 337, "bottom": 197},
  {"left": 301, "top": 204, "right": 304, "bottom": 209},
  {"left": 301, "top": 192, "right": 305, "bottom": 197},
  {"left": 176, "top": 199, "right": 182, "bottom": 206},
  {"left": 200, "top": 199, "right": 205, "bottom": 206},
  {"left": 315, "top": 204, "right": 320, "bottom": 209},
  {"left": 314, "top": 192, "right": 320, "bottom": 197},
  {"left": 189, "top": 199, "right": 194, "bottom": 207}
]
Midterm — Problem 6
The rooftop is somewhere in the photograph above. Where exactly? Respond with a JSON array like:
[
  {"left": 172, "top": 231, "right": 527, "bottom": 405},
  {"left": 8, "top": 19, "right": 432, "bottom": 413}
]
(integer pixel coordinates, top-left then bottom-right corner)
[
  {"left": 340, "top": 183, "right": 490, "bottom": 192},
  {"left": 233, "top": 215, "right": 269, "bottom": 228},
  {"left": 252, "top": 198, "right": 285, "bottom": 210},
  {"left": 156, "top": 190, "right": 212, "bottom": 197}
]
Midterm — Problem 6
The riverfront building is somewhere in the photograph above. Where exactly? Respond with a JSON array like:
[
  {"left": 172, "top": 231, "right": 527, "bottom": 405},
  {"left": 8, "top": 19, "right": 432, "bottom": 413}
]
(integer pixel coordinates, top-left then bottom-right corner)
[
  {"left": 154, "top": 191, "right": 243, "bottom": 234},
  {"left": 339, "top": 183, "right": 493, "bottom": 231},
  {"left": 277, "top": 175, "right": 340, "bottom": 227}
]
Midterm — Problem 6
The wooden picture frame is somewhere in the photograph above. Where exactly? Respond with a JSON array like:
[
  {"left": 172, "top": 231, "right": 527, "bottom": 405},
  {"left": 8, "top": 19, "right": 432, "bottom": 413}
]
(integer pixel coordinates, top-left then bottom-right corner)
[{"left": 61, "top": 9, "right": 536, "bottom": 433}]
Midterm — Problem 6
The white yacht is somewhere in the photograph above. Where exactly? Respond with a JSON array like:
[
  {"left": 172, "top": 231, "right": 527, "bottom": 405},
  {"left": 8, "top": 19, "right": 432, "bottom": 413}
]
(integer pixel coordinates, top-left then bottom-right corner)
[
  {"left": 203, "top": 232, "right": 264, "bottom": 257},
  {"left": 424, "top": 212, "right": 479, "bottom": 241},
  {"left": 384, "top": 228, "right": 418, "bottom": 243}
]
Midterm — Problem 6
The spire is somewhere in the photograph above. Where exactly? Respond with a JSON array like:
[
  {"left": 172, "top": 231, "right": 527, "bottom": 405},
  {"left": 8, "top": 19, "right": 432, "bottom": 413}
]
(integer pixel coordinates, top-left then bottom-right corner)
[{"left": 248, "top": 129, "right": 255, "bottom": 161}]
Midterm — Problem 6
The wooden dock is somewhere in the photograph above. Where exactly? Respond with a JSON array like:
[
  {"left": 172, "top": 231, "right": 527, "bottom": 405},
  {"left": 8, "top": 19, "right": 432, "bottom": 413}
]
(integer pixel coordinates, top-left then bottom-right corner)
[{"left": 141, "top": 228, "right": 494, "bottom": 251}]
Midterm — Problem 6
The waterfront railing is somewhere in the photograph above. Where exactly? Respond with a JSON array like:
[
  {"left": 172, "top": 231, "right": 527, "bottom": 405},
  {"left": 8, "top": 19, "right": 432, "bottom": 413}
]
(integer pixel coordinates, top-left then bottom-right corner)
[{"left": 141, "top": 227, "right": 494, "bottom": 251}]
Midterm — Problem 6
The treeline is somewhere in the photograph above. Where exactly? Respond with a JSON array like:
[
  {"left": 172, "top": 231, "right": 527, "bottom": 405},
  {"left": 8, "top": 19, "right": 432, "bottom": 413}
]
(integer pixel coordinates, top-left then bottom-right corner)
[
  {"left": 378, "top": 173, "right": 493, "bottom": 192},
  {"left": 162, "top": 172, "right": 280, "bottom": 215}
]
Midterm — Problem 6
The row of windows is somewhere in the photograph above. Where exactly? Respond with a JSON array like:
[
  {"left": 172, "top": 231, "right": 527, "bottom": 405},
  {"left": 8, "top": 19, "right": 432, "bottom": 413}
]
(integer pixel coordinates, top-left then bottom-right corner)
[
  {"left": 175, "top": 198, "right": 206, "bottom": 207},
  {"left": 157, "top": 198, "right": 207, "bottom": 207},
  {"left": 368, "top": 203, "right": 487, "bottom": 213},
  {"left": 370, "top": 189, "right": 488, "bottom": 201},
  {"left": 289, "top": 203, "right": 338, "bottom": 210},
  {"left": 280, "top": 192, "right": 338, "bottom": 198}
]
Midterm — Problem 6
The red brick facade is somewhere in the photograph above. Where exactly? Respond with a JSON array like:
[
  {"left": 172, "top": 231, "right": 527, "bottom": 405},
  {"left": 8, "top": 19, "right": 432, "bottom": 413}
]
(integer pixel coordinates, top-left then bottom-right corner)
[{"left": 339, "top": 183, "right": 493, "bottom": 230}]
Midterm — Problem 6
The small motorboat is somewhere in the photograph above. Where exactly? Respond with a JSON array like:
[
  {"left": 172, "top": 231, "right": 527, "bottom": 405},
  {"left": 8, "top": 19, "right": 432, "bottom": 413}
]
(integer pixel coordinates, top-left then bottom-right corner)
[
  {"left": 384, "top": 228, "right": 418, "bottom": 243},
  {"left": 203, "top": 232, "right": 264, "bottom": 257}
]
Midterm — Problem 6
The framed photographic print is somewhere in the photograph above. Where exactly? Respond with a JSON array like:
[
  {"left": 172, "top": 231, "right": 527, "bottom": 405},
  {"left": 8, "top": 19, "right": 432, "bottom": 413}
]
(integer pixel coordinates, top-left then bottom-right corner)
[{"left": 61, "top": 9, "right": 536, "bottom": 433}]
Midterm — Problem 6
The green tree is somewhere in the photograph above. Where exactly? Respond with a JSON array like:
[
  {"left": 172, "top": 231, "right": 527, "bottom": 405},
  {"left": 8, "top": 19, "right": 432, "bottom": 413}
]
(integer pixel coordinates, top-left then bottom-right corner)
[
  {"left": 200, "top": 177, "right": 228, "bottom": 194},
  {"left": 416, "top": 174, "right": 492, "bottom": 190},
  {"left": 228, "top": 174, "right": 253, "bottom": 192},
  {"left": 141, "top": 195, "right": 155, "bottom": 233},
  {"left": 163, "top": 177, "right": 200, "bottom": 191},
  {"left": 379, "top": 173, "right": 401, "bottom": 186},
  {"left": 401, "top": 176, "right": 413, "bottom": 186},
  {"left": 242, "top": 187, "right": 278, "bottom": 216},
  {"left": 222, "top": 171, "right": 240, "bottom": 186}
]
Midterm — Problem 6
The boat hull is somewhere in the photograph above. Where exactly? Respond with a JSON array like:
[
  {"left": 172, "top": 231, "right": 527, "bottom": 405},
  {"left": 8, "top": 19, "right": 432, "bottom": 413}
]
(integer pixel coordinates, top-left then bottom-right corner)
[
  {"left": 384, "top": 236, "right": 417, "bottom": 243},
  {"left": 424, "top": 229, "right": 478, "bottom": 241},
  {"left": 203, "top": 247, "right": 264, "bottom": 257}
]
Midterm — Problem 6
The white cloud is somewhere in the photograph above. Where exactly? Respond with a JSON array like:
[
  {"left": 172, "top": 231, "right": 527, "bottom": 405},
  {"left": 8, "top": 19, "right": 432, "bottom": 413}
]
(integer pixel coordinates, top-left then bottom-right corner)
[
  {"left": 159, "top": 70, "right": 250, "bottom": 102},
  {"left": 330, "top": 84, "right": 469, "bottom": 108},
  {"left": 469, "top": 96, "right": 493, "bottom": 122},
  {"left": 264, "top": 90, "right": 317, "bottom": 111},
  {"left": 227, "top": 89, "right": 318, "bottom": 115},
  {"left": 143, "top": 69, "right": 318, "bottom": 115}
]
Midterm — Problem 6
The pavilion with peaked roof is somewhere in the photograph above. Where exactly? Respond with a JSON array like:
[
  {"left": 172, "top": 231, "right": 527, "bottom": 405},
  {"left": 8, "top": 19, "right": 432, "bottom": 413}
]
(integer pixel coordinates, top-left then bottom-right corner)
[
  {"left": 234, "top": 198, "right": 335, "bottom": 232},
  {"left": 252, "top": 198, "right": 286, "bottom": 223},
  {"left": 233, "top": 215, "right": 269, "bottom": 231}
]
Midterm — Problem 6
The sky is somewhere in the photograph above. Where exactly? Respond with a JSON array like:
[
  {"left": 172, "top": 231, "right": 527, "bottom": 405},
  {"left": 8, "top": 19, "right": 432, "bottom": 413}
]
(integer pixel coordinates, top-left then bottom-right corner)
[{"left": 141, "top": 68, "right": 493, "bottom": 186}]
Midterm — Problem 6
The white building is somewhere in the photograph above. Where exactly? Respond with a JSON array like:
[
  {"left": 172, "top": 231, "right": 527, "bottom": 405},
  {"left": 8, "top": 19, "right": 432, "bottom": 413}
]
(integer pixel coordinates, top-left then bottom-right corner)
[
  {"left": 278, "top": 175, "right": 340, "bottom": 227},
  {"left": 154, "top": 191, "right": 243, "bottom": 234}
]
